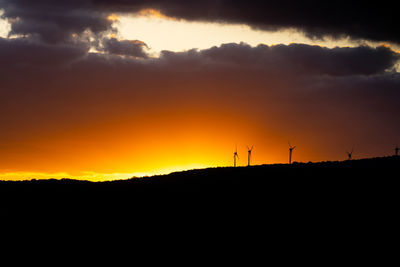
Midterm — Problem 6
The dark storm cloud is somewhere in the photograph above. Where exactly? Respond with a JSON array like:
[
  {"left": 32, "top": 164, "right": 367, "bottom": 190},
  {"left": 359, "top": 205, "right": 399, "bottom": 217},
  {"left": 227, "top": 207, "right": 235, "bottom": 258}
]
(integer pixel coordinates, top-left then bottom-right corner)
[
  {"left": 101, "top": 38, "right": 148, "bottom": 58},
  {"left": 160, "top": 43, "right": 399, "bottom": 76},
  {"left": 1, "top": 0, "right": 399, "bottom": 43},
  {"left": 0, "top": 0, "right": 113, "bottom": 43},
  {"left": 0, "top": 39, "right": 398, "bottom": 120},
  {"left": 0, "top": 38, "right": 397, "bottom": 80}
]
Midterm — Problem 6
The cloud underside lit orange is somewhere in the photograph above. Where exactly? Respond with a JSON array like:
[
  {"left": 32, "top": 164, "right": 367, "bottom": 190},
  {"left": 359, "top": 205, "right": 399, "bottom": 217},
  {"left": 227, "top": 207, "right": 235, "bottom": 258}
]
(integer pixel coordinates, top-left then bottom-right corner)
[{"left": 137, "top": 9, "right": 177, "bottom": 20}]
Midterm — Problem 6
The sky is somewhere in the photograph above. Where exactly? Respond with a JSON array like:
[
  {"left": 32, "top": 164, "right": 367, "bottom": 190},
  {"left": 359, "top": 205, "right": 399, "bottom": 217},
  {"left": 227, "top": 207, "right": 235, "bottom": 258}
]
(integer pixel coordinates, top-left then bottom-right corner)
[{"left": 0, "top": 0, "right": 399, "bottom": 181}]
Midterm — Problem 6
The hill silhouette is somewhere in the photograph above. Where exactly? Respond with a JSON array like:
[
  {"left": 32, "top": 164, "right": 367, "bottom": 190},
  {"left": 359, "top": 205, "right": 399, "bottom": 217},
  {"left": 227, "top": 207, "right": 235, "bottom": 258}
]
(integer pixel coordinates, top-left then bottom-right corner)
[
  {"left": 1, "top": 156, "right": 398, "bottom": 213},
  {"left": 1, "top": 156, "right": 398, "bottom": 258},
  {"left": 1, "top": 156, "right": 398, "bottom": 192}
]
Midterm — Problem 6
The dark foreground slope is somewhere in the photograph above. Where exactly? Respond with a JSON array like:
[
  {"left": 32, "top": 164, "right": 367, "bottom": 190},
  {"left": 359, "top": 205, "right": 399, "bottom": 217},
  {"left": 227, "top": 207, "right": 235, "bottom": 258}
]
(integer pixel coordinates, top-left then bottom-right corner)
[
  {"left": 1, "top": 156, "right": 398, "bottom": 212},
  {"left": 1, "top": 157, "right": 398, "bottom": 260},
  {"left": 1, "top": 156, "right": 398, "bottom": 192}
]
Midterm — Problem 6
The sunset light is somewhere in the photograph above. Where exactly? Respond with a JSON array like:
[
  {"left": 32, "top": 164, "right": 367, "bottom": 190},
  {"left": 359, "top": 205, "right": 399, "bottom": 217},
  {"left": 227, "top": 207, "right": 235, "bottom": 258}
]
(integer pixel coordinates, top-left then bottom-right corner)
[
  {"left": 0, "top": 2, "right": 399, "bottom": 182},
  {"left": 2, "top": 2, "right": 399, "bottom": 247}
]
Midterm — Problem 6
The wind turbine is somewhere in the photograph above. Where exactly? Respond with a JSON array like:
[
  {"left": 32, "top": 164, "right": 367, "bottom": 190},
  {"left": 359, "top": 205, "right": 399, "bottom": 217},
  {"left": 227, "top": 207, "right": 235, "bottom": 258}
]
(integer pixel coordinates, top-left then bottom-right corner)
[
  {"left": 395, "top": 145, "right": 399, "bottom": 156},
  {"left": 233, "top": 146, "right": 239, "bottom": 167},
  {"left": 288, "top": 142, "right": 296, "bottom": 164},
  {"left": 247, "top": 145, "right": 254, "bottom": 167},
  {"left": 346, "top": 148, "right": 354, "bottom": 160}
]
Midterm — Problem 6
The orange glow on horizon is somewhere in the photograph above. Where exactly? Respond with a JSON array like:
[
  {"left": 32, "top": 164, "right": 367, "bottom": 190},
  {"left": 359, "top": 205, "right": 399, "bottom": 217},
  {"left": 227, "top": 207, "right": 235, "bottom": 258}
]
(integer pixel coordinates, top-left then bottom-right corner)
[
  {"left": 0, "top": 104, "right": 302, "bottom": 181},
  {"left": 0, "top": 163, "right": 210, "bottom": 181},
  {"left": 0, "top": 105, "right": 262, "bottom": 181},
  {"left": 0, "top": 84, "right": 353, "bottom": 182}
]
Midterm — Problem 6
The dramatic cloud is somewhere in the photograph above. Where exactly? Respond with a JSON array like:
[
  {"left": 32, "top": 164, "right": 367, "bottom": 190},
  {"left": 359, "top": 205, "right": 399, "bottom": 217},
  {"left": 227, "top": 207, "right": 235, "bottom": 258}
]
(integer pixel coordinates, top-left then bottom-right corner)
[
  {"left": 1, "top": 1, "right": 399, "bottom": 43},
  {"left": 100, "top": 38, "right": 148, "bottom": 58},
  {"left": 0, "top": 0, "right": 113, "bottom": 43},
  {"left": 194, "top": 43, "right": 399, "bottom": 76}
]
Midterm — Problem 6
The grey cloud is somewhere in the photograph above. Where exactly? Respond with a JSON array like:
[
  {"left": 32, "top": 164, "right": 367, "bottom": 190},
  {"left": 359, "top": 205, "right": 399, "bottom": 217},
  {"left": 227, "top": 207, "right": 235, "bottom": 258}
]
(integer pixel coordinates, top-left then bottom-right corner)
[
  {"left": 101, "top": 38, "right": 148, "bottom": 58},
  {"left": 161, "top": 43, "right": 399, "bottom": 76},
  {"left": 1, "top": 0, "right": 112, "bottom": 43}
]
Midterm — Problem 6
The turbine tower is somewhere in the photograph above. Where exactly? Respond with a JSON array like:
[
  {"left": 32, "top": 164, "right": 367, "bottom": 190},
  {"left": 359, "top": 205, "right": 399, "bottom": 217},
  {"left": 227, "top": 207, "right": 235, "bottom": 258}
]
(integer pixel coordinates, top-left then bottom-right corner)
[
  {"left": 288, "top": 142, "right": 296, "bottom": 164},
  {"left": 395, "top": 145, "right": 399, "bottom": 156},
  {"left": 233, "top": 146, "right": 239, "bottom": 167},
  {"left": 247, "top": 145, "right": 254, "bottom": 167},
  {"left": 346, "top": 148, "right": 354, "bottom": 160}
]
